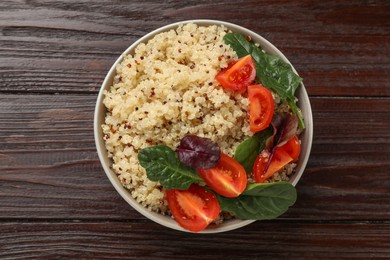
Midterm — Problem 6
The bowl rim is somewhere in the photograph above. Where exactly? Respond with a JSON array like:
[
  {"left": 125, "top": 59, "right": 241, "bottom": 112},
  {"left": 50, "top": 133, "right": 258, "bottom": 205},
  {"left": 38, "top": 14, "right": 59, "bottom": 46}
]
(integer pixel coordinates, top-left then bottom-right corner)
[{"left": 94, "top": 19, "right": 313, "bottom": 233}]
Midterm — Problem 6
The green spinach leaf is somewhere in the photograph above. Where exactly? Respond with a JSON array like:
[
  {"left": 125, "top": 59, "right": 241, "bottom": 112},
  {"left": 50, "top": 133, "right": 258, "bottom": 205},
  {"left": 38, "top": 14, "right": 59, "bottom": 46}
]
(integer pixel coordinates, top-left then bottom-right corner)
[
  {"left": 224, "top": 33, "right": 305, "bottom": 129},
  {"left": 288, "top": 99, "right": 305, "bottom": 130},
  {"left": 216, "top": 182, "right": 297, "bottom": 220},
  {"left": 234, "top": 127, "right": 273, "bottom": 173},
  {"left": 138, "top": 145, "right": 203, "bottom": 190}
]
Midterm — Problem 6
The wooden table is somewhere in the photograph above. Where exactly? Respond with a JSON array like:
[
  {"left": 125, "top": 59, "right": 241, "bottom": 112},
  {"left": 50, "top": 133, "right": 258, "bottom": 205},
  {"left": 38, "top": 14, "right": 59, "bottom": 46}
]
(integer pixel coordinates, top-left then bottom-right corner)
[{"left": 1, "top": 1, "right": 389, "bottom": 259}]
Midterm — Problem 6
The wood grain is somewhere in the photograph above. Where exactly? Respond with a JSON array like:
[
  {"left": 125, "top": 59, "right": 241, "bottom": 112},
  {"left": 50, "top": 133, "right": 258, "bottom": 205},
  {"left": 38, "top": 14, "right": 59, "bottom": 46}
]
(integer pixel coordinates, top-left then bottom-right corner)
[{"left": 1, "top": 222, "right": 389, "bottom": 259}]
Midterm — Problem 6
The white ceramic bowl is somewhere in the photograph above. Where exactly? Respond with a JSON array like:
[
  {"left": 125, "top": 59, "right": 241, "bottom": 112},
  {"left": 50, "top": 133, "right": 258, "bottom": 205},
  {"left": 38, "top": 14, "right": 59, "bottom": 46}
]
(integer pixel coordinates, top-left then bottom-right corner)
[{"left": 94, "top": 19, "right": 313, "bottom": 233}]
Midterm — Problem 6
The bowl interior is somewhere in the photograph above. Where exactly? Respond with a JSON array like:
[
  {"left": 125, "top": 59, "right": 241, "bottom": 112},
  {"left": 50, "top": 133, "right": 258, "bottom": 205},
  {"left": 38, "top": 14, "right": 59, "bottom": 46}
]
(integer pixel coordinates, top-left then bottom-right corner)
[{"left": 94, "top": 19, "right": 313, "bottom": 233}]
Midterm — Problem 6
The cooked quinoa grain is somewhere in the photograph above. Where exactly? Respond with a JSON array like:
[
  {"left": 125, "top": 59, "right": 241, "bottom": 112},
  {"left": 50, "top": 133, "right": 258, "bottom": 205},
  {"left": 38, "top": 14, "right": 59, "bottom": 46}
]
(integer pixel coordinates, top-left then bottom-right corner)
[{"left": 102, "top": 23, "right": 253, "bottom": 213}]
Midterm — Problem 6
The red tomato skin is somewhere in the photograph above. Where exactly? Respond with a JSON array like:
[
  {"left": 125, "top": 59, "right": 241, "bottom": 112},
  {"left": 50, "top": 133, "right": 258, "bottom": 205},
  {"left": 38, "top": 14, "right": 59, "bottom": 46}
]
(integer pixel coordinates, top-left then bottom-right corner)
[
  {"left": 279, "top": 135, "right": 301, "bottom": 162},
  {"left": 216, "top": 55, "right": 256, "bottom": 91},
  {"left": 248, "top": 85, "right": 275, "bottom": 133},
  {"left": 198, "top": 153, "right": 247, "bottom": 198},
  {"left": 253, "top": 148, "right": 293, "bottom": 183},
  {"left": 166, "top": 184, "right": 220, "bottom": 232}
]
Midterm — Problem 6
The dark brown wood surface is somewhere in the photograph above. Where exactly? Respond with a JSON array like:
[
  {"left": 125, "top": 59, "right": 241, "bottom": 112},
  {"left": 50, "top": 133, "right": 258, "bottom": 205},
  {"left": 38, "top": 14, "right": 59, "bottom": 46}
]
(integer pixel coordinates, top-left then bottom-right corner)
[{"left": 1, "top": 0, "right": 389, "bottom": 259}]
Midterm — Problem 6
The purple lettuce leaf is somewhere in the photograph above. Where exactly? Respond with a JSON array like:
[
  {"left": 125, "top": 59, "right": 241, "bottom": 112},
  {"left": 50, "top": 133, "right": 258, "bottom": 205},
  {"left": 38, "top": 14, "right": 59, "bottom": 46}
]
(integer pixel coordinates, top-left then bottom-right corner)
[
  {"left": 176, "top": 135, "right": 220, "bottom": 169},
  {"left": 275, "top": 113, "right": 298, "bottom": 148},
  {"left": 263, "top": 112, "right": 299, "bottom": 173}
]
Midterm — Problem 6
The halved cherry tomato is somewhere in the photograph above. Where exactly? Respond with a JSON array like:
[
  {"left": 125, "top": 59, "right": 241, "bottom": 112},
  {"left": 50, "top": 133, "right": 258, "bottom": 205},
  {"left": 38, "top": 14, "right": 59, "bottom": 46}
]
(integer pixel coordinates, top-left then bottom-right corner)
[
  {"left": 198, "top": 153, "right": 247, "bottom": 198},
  {"left": 215, "top": 55, "right": 256, "bottom": 91},
  {"left": 253, "top": 148, "right": 293, "bottom": 183},
  {"left": 248, "top": 85, "right": 274, "bottom": 133},
  {"left": 279, "top": 135, "right": 301, "bottom": 162},
  {"left": 166, "top": 184, "right": 220, "bottom": 232}
]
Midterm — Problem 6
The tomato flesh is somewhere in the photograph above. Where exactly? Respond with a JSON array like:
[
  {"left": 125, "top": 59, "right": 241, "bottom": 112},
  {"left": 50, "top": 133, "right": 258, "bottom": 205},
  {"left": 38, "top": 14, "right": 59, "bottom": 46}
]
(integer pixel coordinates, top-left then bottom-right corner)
[
  {"left": 166, "top": 184, "right": 220, "bottom": 232},
  {"left": 198, "top": 153, "right": 247, "bottom": 198},
  {"left": 279, "top": 135, "right": 301, "bottom": 162},
  {"left": 248, "top": 85, "right": 275, "bottom": 133},
  {"left": 216, "top": 55, "right": 256, "bottom": 91},
  {"left": 253, "top": 148, "right": 293, "bottom": 183}
]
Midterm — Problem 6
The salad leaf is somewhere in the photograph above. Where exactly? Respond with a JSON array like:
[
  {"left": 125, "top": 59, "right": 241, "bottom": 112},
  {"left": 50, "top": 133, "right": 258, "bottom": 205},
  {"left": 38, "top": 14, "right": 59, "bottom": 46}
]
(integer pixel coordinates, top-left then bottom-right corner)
[
  {"left": 289, "top": 100, "right": 305, "bottom": 130},
  {"left": 234, "top": 127, "right": 273, "bottom": 173},
  {"left": 138, "top": 145, "right": 203, "bottom": 190},
  {"left": 274, "top": 112, "right": 298, "bottom": 148},
  {"left": 216, "top": 182, "right": 297, "bottom": 220},
  {"left": 266, "top": 112, "right": 297, "bottom": 149},
  {"left": 176, "top": 134, "right": 220, "bottom": 169},
  {"left": 223, "top": 33, "right": 305, "bottom": 129},
  {"left": 264, "top": 112, "right": 298, "bottom": 172}
]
